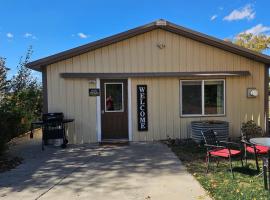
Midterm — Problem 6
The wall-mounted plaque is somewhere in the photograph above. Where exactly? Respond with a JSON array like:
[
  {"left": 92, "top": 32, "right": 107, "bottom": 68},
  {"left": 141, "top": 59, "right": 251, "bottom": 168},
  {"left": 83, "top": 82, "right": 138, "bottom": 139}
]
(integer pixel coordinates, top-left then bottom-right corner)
[
  {"left": 89, "top": 88, "right": 100, "bottom": 96},
  {"left": 137, "top": 85, "right": 148, "bottom": 131}
]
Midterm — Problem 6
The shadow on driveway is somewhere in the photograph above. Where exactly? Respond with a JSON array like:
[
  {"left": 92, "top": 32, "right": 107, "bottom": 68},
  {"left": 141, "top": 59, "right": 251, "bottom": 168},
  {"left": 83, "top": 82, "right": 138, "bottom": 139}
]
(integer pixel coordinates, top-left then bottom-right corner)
[{"left": 0, "top": 131, "right": 210, "bottom": 200}]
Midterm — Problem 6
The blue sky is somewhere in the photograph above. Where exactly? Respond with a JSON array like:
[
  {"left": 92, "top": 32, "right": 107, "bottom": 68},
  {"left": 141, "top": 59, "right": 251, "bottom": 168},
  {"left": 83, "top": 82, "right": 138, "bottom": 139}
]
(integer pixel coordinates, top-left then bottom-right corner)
[{"left": 0, "top": 0, "right": 270, "bottom": 79}]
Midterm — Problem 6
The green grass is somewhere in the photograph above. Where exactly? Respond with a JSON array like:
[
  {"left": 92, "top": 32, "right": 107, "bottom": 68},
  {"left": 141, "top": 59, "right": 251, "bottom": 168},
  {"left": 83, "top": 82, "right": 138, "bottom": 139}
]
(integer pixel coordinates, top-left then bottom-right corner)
[{"left": 168, "top": 140, "right": 270, "bottom": 200}]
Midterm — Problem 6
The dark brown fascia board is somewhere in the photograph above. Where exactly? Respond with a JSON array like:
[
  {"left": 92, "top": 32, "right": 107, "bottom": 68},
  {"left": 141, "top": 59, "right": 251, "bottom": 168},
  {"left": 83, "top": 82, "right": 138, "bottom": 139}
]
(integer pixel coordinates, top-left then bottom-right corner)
[
  {"left": 26, "top": 22, "right": 158, "bottom": 71},
  {"left": 163, "top": 22, "right": 270, "bottom": 64},
  {"left": 26, "top": 19, "right": 270, "bottom": 71},
  {"left": 60, "top": 71, "right": 251, "bottom": 78}
]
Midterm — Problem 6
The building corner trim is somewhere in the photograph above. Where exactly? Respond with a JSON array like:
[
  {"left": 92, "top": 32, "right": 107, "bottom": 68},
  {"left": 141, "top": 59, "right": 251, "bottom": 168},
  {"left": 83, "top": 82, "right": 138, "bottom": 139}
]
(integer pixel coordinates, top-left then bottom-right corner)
[
  {"left": 42, "top": 67, "right": 48, "bottom": 113},
  {"left": 265, "top": 65, "right": 269, "bottom": 135},
  {"left": 96, "top": 78, "right": 101, "bottom": 142},
  {"left": 128, "top": 78, "right": 133, "bottom": 141}
]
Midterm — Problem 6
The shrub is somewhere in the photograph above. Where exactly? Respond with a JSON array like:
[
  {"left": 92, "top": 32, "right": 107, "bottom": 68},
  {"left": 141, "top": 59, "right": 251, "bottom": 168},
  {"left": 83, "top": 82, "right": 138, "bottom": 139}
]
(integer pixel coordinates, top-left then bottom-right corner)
[{"left": 241, "top": 120, "right": 263, "bottom": 140}]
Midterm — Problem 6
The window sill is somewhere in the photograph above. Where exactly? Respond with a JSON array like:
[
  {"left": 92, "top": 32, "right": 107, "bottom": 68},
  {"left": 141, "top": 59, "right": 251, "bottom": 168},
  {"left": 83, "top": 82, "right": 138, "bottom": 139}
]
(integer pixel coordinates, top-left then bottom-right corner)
[{"left": 180, "top": 114, "right": 226, "bottom": 118}]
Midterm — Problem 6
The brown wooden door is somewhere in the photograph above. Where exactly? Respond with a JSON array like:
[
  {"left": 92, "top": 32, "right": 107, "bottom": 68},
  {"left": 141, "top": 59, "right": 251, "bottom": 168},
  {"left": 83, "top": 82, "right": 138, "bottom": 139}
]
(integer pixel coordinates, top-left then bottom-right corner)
[{"left": 101, "top": 79, "right": 128, "bottom": 140}]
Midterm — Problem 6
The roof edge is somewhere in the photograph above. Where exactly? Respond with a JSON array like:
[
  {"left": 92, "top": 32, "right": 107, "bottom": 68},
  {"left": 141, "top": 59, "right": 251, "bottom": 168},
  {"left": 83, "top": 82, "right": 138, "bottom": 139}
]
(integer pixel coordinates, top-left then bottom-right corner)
[
  {"left": 26, "top": 19, "right": 270, "bottom": 71},
  {"left": 164, "top": 21, "right": 270, "bottom": 64},
  {"left": 26, "top": 20, "right": 159, "bottom": 71}
]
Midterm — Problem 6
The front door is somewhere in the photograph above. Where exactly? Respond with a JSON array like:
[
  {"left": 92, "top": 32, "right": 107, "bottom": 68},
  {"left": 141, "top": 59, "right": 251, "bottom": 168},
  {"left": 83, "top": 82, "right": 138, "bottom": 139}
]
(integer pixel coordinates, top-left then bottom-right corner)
[{"left": 101, "top": 79, "right": 128, "bottom": 140}]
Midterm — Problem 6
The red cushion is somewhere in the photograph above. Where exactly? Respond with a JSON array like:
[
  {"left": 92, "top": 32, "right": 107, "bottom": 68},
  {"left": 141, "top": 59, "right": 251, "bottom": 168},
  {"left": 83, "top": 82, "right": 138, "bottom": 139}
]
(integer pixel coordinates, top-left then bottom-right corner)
[
  {"left": 210, "top": 148, "right": 241, "bottom": 158},
  {"left": 246, "top": 145, "right": 269, "bottom": 154}
]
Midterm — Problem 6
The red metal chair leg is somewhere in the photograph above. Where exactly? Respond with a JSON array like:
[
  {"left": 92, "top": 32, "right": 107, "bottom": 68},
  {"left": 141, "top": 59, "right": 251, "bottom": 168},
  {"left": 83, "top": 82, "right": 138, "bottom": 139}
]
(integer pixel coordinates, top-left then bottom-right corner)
[
  {"left": 254, "top": 152, "right": 260, "bottom": 172},
  {"left": 240, "top": 157, "right": 244, "bottom": 167},
  {"left": 206, "top": 154, "right": 210, "bottom": 173},
  {"left": 263, "top": 158, "right": 268, "bottom": 190},
  {"left": 216, "top": 158, "right": 220, "bottom": 167},
  {"left": 229, "top": 156, "right": 234, "bottom": 178}
]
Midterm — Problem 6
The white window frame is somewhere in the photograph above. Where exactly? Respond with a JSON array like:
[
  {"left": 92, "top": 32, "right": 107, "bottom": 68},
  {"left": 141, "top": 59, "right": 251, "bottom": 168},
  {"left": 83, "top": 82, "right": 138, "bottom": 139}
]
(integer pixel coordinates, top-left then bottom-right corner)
[
  {"left": 180, "top": 79, "right": 226, "bottom": 117},
  {"left": 104, "top": 82, "right": 124, "bottom": 112}
]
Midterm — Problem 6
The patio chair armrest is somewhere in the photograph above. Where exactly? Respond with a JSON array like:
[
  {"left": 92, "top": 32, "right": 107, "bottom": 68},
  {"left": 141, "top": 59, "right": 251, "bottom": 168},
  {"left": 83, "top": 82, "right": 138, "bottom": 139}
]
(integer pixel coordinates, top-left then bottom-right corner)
[
  {"left": 219, "top": 140, "right": 236, "bottom": 143},
  {"left": 241, "top": 139, "right": 254, "bottom": 146},
  {"left": 219, "top": 141, "right": 241, "bottom": 149},
  {"left": 204, "top": 144, "right": 226, "bottom": 149},
  {"left": 219, "top": 141, "right": 240, "bottom": 145}
]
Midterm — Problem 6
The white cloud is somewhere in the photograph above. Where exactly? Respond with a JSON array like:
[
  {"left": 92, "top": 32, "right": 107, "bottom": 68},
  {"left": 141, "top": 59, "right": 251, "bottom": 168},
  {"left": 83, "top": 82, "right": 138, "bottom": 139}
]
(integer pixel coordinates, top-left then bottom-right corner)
[
  {"left": 6, "top": 32, "right": 14, "bottom": 38},
  {"left": 24, "top": 33, "right": 32, "bottom": 38},
  {"left": 223, "top": 4, "right": 255, "bottom": 21},
  {"left": 77, "top": 32, "right": 88, "bottom": 39},
  {"left": 242, "top": 24, "right": 270, "bottom": 35},
  {"left": 210, "top": 15, "right": 218, "bottom": 21},
  {"left": 24, "top": 32, "right": 37, "bottom": 40}
]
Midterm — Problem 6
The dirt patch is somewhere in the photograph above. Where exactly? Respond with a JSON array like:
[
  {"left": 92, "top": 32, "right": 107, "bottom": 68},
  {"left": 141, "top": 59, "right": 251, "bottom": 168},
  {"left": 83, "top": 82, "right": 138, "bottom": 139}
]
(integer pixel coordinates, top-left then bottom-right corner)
[
  {"left": 0, "top": 132, "right": 30, "bottom": 173},
  {"left": 0, "top": 156, "right": 23, "bottom": 173}
]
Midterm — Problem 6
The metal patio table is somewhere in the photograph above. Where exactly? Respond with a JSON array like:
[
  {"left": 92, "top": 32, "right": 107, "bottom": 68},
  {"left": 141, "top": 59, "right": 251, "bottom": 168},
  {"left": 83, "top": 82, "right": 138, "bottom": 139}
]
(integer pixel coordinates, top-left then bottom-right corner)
[{"left": 250, "top": 137, "right": 270, "bottom": 190}]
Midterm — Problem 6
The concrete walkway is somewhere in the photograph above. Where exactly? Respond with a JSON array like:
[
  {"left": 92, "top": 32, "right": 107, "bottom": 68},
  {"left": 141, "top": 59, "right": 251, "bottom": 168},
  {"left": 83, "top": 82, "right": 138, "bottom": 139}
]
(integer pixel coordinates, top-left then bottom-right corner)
[{"left": 0, "top": 132, "right": 211, "bottom": 200}]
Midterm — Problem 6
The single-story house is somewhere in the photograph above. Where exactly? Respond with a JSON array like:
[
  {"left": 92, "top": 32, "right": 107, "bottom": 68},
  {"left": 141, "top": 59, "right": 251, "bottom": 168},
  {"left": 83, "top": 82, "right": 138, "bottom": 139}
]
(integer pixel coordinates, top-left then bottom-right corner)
[{"left": 27, "top": 19, "right": 270, "bottom": 144}]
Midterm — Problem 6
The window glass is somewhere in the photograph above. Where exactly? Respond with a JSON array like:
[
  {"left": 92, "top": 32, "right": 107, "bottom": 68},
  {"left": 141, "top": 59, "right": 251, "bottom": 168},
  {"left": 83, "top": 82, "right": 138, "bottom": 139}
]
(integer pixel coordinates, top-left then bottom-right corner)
[
  {"left": 204, "top": 81, "right": 224, "bottom": 115},
  {"left": 105, "top": 83, "right": 123, "bottom": 112},
  {"left": 181, "top": 80, "right": 225, "bottom": 116},
  {"left": 182, "top": 81, "right": 202, "bottom": 115}
]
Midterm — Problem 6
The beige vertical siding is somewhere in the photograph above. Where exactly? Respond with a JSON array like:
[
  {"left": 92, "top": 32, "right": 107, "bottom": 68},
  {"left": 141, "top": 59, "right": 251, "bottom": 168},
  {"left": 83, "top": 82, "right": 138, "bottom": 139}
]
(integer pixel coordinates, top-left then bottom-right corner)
[
  {"left": 46, "top": 29, "right": 266, "bottom": 143},
  {"left": 46, "top": 61, "right": 97, "bottom": 144},
  {"left": 130, "top": 76, "right": 264, "bottom": 141}
]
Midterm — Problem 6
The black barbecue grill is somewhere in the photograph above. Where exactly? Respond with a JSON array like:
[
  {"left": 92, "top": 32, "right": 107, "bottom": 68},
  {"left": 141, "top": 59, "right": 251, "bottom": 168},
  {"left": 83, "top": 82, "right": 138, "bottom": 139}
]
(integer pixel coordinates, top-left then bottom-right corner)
[{"left": 31, "top": 113, "right": 74, "bottom": 150}]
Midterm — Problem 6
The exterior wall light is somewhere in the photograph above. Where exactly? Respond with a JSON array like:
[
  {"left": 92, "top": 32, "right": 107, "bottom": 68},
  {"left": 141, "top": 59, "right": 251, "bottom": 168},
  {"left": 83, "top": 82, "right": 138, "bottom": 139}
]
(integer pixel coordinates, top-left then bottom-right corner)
[{"left": 247, "top": 88, "right": 259, "bottom": 98}]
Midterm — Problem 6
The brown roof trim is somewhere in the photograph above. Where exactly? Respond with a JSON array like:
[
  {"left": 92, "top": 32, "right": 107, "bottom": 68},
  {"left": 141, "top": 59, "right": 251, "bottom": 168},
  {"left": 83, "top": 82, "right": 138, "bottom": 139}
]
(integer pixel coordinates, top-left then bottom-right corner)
[
  {"left": 26, "top": 22, "right": 158, "bottom": 71},
  {"left": 163, "top": 22, "right": 270, "bottom": 64},
  {"left": 60, "top": 71, "right": 251, "bottom": 78},
  {"left": 26, "top": 19, "right": 270, "bottom": 71}
]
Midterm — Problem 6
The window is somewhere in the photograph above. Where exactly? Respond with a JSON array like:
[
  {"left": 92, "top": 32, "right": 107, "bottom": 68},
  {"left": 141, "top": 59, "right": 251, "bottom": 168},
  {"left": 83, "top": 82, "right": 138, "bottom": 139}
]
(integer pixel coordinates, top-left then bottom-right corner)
[
  {"left": 204, "top": 81, "right": 224, "bottom": 115},
  {"left": 180, "top": 80, "right": 225, "bottom": 116},
  {"left": 181, "top": 81, "right": 202, "bottom": 115},
  {"left": 104, "top": 83, "right": 124, "bottom": 112}
]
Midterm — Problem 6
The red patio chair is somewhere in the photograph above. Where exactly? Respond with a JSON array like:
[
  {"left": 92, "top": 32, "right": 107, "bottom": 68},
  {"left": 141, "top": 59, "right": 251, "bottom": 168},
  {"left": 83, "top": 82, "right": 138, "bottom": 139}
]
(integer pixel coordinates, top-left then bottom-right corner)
[
  {"left": 201, "top": 129, "right": 243, "bottom": 178},
  {"left": 241, "top": 134, "right": 269, "bottom": 172}
]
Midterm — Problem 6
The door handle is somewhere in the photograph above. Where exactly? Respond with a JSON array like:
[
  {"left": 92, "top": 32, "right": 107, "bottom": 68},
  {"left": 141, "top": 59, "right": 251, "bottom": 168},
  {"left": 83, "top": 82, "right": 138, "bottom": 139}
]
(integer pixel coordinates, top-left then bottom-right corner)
[{"left": 101, "top": 110, "right": 105, "bottom": 114}]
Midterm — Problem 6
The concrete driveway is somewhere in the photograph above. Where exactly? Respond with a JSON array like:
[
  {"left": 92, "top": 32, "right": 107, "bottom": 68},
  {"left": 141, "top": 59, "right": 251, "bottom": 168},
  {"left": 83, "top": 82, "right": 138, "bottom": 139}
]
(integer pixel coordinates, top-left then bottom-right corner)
[{"left": 0, "top": 132, "right": 211, "bottom": 200}]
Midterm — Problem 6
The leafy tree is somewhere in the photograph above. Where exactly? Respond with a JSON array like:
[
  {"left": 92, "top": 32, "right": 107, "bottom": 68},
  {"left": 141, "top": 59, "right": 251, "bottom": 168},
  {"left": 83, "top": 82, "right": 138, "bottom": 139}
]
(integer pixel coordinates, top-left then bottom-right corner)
[
  {"left": 11, "top": 46, "right": 34, "bottom": 93},
  {"left": 0, "top": 57, "right": 10, "bottom": 152},
  {"left": 0, "top": 47, "right": 42, "bottom": 153},
  {"left": 0, "top": 57, "right": 10, "bottom": 99},
  {"left": 231, "top": 33, "right": 270, "bottom": 53},
  {"left": 7, "top": 46, "right": 42, "bottom": 128}
]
